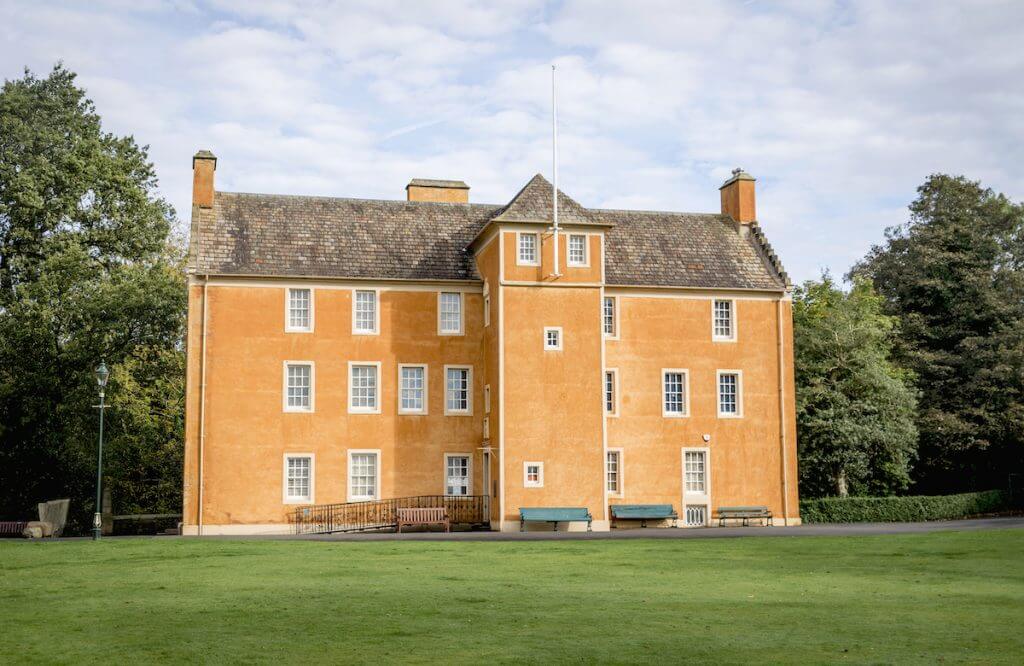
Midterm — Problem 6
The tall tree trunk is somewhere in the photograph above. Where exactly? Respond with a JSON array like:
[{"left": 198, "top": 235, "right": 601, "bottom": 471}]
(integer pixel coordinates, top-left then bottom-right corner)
[{"left": 836, "top": 468, "right": 849, "bottom": 497}]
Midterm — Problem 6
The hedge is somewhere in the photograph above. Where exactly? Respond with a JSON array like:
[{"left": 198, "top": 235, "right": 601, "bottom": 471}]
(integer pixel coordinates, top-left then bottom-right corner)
[{"left": 799, "top": 489, "right": 1019, "bottom": 523}]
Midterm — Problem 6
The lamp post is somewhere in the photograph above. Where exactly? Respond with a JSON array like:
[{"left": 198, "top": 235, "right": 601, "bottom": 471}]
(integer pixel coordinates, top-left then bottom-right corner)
[{"left": 93, "top": 361, "right": 109, "bottom": 541}]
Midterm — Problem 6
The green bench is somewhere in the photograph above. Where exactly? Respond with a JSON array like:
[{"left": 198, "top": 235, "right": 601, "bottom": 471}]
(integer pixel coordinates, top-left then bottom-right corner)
[
  {"left": 610, "top": 504, "right": 679, "bottom": 528},
  {"left": 519, "top": 507, "right": 592, "bottom": 532},
  {"left": 716, "top": 506, "right": 773, "bottom": 527}
]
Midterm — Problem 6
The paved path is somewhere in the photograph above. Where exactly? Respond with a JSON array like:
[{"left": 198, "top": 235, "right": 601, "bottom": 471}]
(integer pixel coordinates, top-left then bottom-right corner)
[{"left": 269, "top": 516, "right": 1024, "bottom": 543}]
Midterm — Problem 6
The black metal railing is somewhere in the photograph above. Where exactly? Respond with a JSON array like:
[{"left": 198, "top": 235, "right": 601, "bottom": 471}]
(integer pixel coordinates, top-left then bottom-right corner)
[{"left": 290, "top": 495, "right": 488, "bottom": 535}]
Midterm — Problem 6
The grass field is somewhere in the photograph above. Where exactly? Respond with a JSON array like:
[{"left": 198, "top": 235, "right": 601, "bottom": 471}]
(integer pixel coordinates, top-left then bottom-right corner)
[{"left": 2, "top": 530, "right": 1023, "bottom": 664}]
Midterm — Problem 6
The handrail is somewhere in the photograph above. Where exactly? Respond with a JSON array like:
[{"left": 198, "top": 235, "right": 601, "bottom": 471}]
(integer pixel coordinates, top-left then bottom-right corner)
[{"left": 290, "top": 495, "right": 488, "bottom": 534}]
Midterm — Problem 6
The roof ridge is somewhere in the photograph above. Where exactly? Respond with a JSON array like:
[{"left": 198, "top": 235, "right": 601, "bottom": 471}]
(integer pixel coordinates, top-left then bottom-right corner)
[
  {"left": 589, "top": 207, "right": 727, "bottom": 218},
  {"left": 216, "top": 190, "right": 501, "bottom": 209}
]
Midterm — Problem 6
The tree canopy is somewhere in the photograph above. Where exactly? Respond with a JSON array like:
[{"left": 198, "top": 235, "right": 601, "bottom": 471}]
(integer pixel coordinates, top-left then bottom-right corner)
[
  {"left": 852, "top": 174, "right": 1024, "bottom": 493},
  {"left": 793, "top": 275, "right": 919, "bottom": 497},
  {"left": 0, "top": 65, "right": 185, "bottom": 532}
]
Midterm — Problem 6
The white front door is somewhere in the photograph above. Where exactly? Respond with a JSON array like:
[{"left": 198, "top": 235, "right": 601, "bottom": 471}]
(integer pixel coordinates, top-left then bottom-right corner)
[{"left": 682, "top": 448, "right": 710, "bottom": 526}]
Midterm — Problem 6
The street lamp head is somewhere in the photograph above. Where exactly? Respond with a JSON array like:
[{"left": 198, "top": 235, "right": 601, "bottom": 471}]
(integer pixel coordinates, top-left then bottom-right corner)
[{"left": 95, "top": 361, "right": 109, "bottom": 389}]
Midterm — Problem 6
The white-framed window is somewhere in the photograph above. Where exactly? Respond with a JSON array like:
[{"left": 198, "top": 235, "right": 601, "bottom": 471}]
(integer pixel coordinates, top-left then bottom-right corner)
[
  {"left": 283, "top": 362, "right": 314, "bottom": 412},
  {"left": 712, "top": 299, "right": 736, "bottom": 341},
  {"left": 603, "top": 296, "right": 617, "bottom": 338},
  {"left": 283, "top": 454, "right": 314, "bottom": 504},
  {"left": 482, "top": 416, "right": 490, "bottom": 440},
  {"left": 445, "top": 454, "right": 471, "bottom": 496},
  {"left": 484, "top": 384, "right": 491, "bottom": 414},
  {"left": 398, "top": 364, "right": 427, "bottom": 415},
  {"left": 484, "top": 285, "right": 491, "bottom": 328},
  {"left": 438, "top": 292, "right": 463, "bottom": 335},
  {"left": 348, "top": 450, "right": 380, "bottom": 501},
  {"left": 353, "top": 289, "right": 378, "bottom": 334},
  {"left": 662, "top": 369, "right": 690, "bottom": 417},
  {"left": 349, "top": 362, "right": 381, "bottom": 414},
  {"left": 717, "top": 370, "right": 743, "bottom": 417},
  {"left": 604, "top": 369, "right": 618, "bottom": 416},
  {"left": 444, "top": 365, "right": 472, "bottom": 415},
  {"left": 568, "top": 233, "right": 588, "bottom": 267},
  {"left": 684, "top": 450, "right": 707, "bottom": 493},
  {"left": 544, "top": 326, "right": 562, "bottom": 351},
  {"left": 517, "top": 232, "right": 539, "bottom": 265},
  {"left": 606, "top": 448, "right": 622, "bottom": 495},
  {"left": 524, "top": 461, "right": 544, "bottom": 488},
  {"left": 286, "top": 288, "right": 313, "bottom": 332}
]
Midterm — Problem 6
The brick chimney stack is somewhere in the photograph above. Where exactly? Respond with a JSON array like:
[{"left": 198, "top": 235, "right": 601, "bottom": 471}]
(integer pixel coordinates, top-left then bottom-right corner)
[
  {"left": 192, "top": 150, "right": 217, "bottom": 209},
  {"left": 406, "top": 179, "right": 469, "bottom": 203},
  {"left": 719, "top": 168, "right": 756, "bottom": 223}
]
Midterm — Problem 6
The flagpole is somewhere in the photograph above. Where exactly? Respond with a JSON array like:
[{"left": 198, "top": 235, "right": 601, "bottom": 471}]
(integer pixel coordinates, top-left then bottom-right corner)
[{"left": 552, "top": 64, "right": 560, "bottom": 277}]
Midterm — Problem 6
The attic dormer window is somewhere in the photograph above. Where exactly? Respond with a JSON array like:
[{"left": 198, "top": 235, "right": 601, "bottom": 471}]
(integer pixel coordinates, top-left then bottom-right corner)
[{"left": 518, "top": 232, "right": 539, "bottom": 265}]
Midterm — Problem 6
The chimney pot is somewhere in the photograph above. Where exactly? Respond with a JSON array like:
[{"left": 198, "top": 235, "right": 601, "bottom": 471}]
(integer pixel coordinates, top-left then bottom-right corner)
[
  {"left": 406, "top": 178, "right": 469, "bottom": 203},
  {"left": 192, "top": 150, "right": 217, "bottom": 209},
  {"left": 719, "top": 167, "right": 756, "bottom": 223}
]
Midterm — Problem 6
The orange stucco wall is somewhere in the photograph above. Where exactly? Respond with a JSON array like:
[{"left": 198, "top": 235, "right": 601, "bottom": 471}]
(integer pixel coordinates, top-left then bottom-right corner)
[
  {"left": 502, "top": 230, "right": 602, "bottom": 283},
  {"left": 605, "top": 294, "right": 799, "bottom": 520},
  {"left": 183, "top": 282, "right": 485, "bottom": 526},
  {"left": 501, "top": 285, "right": 606, "bottom": 524},
  {"left": 183, "top": 220, "right": 798, "bottom": 532}
]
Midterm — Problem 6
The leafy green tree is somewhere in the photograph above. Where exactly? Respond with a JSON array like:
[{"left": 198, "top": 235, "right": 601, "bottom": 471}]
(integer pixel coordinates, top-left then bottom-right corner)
[
  {"left": 794, "top": 275, "right": 919, "bottom": 497},
  {"left": 0, "top": 65, "right": 185, "bottom": 532},
  {"left": 853, "top": 175, "right": 1024, "bottom": 493}
]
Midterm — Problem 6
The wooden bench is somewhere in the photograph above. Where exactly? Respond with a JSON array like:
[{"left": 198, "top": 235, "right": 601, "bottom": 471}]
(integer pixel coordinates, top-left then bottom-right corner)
[
  {"left": 716, "top": 506, "right": 773, "bottom": 527},
  {"left": 519, "top": 507, "right": 592, "bottom": 532},
  {"left": 396, "top": 507, "right": 450, "bottom": 533},
  {"left": 610, "top": 504, "right": 679, "bottom": 528}
]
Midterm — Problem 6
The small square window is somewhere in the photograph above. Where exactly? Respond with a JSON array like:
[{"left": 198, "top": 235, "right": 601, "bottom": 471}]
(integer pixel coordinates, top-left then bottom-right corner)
[
  {"left": 568, "top": 234, "right": 587, "bottom": 266},
  {"left": 544, "top": 327, "right": 562, "bottom": 351},
  {"left": 518, "top": 233, "right": 539, "bottom": 265},
  {"left": 524, "top": 462, "right": 544, "bottom": 488}
]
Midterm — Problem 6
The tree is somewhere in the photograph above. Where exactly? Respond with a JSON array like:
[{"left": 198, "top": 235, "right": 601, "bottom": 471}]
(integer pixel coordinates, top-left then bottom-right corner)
[
  {"left": 853, "top": 175, "right": 1024, "bottom": 493},
  {"left": 793, "top": 275, "right": 919, "bottom": 498},
  {"left": 0, "top": 65, "right": 185, "bottom": 532}
]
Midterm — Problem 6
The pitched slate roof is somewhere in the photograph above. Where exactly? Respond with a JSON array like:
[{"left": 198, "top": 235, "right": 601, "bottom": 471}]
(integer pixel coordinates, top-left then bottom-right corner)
[
  {"left": 491, "top": 174, "right": 602, "bottom": 226},
  {"left": 188, "top": 175, "right": 788, "bottom": 289}
]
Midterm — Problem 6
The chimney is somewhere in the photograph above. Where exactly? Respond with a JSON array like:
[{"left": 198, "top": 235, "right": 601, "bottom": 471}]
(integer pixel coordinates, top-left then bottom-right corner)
[
  {"left": 406, "top": 179, "right": 469, "bottom": 203},
  {"left": 192, "top": 150, "right": 217, "bottom": 209},
  {"left": 719, "top": 168, "right": 756, "bottom": 223}
]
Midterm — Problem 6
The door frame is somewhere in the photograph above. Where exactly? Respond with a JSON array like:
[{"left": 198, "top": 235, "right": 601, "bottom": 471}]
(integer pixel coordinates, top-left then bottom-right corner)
[{"left": 681, "top": 446, "right": 711, "bottom": 527}]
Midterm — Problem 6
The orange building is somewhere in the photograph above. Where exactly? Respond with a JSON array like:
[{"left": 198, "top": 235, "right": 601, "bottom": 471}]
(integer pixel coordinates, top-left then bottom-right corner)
[{"left": 182, "top": 151, "right": 799, "bottom": 534}]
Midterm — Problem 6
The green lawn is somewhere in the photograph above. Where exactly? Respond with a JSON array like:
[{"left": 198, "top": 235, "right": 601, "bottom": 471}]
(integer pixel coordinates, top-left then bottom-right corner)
[{"left": 2, "top": 531, "right": 1023, "bottom": 664}]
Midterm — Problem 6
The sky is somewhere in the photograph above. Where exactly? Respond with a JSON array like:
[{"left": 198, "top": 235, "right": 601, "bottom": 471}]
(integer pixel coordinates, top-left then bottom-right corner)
[{"left": 2, "top": 0, "right": 1022, "bottom": 283}]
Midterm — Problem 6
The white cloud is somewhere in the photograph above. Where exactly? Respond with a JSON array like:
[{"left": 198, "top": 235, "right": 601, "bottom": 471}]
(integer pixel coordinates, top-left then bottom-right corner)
[{"left": 1, "top": 0, "right": 1022, "bottom": 281}]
